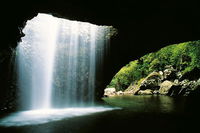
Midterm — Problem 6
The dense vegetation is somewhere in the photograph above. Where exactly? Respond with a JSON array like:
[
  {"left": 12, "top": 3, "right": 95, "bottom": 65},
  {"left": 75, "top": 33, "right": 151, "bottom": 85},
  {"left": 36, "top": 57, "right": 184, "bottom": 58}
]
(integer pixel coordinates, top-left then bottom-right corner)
[{"left": 108, "top": 40, "right": 200, "bottom": 91}]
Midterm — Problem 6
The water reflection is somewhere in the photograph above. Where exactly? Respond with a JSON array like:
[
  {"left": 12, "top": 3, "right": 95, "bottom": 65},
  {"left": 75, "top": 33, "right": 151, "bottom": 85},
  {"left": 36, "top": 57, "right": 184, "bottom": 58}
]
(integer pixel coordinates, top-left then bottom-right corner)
[
  {"left": 1, "top": 96, "right": 197, "bottom": 133},
  {"left": 103, "top": 95, "right": 181, "bottom": 113}
]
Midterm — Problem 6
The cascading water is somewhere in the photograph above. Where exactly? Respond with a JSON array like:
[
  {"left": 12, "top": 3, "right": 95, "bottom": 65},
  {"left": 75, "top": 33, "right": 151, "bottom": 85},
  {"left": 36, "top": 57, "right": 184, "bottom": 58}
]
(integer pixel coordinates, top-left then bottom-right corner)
[
  {"left": 16, "top": 13, "right": 113, "bottom": 110},
  {"left": 16, "top": 14, "right": 59, "bottom": 110},
  {"left": 0, "top": 13, "right": 118, "bottom": 127}
]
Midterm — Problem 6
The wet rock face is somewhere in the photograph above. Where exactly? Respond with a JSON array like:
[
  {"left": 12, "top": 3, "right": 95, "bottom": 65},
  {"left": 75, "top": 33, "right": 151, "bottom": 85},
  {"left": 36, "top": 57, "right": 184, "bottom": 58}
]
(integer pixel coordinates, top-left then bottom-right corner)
[{"left": 0, "top": 49, "right": 17, "bottom": 111}]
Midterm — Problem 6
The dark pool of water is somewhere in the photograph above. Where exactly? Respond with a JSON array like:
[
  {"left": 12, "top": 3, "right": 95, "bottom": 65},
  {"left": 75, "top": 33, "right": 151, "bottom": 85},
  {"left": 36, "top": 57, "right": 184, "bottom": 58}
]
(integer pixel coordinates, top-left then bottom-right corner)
[{"left": 0, "top": 95, "right": 200, "bottom": 133}]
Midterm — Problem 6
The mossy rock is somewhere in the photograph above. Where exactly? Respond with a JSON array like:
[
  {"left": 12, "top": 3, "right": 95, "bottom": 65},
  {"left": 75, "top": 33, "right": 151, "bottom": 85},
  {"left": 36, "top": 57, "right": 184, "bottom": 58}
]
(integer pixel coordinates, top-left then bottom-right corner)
[{"left": 108, "top": 40, "right": 200, "bottom": 91}]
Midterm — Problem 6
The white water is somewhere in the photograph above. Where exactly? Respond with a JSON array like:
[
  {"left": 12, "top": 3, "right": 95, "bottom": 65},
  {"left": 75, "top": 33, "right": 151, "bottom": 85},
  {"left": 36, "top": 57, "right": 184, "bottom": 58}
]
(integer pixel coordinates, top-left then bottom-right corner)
[
  {"left": 16, "top": 14, "right": 59, "bottom": 109},
  {"left": 16, "top": 13, "right": 112, "bottom": 110},
  {"left": 0, "top": 107, "right": 117, "bottom": 127},
  {"left": 0, "top": 13, "right": 116, "bottom": 127}
]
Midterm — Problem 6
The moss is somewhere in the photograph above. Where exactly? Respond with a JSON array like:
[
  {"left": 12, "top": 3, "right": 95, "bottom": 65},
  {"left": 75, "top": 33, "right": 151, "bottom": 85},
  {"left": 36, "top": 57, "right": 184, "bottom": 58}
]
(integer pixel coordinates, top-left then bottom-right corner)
[
  {"left": 108, "top": 40, "right": 200, "bottom": 91},
  {"left": 137, "top": 78, "right": 145, "bottom": 86}
]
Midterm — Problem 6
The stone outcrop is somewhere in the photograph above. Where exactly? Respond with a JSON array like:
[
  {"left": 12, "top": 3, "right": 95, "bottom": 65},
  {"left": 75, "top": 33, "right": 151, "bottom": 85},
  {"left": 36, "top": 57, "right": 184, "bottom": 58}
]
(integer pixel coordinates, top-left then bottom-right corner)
[
  {"left": 105, "top": 65, "right": 200, "bottom": 97},
  {"left": 106, "top": 41, "right": 200, "bottom": 97},
  {"left": 135, "top": 66, "right": 200, "bottom": 96},
  {"left": 138, "top": 89, "right": 153, "bottom": 95},
  {"left": 104, "top": 88, "right": 126, "bottom": 97},
  {"left": 139, "top": 72, "right": 162, "bottom": 90},
  {"left": 159, "top": 80, "right": 173, "bottom": 95},
  {"left": 116, "top": 91, "right": 124, "bottom": 96},
  {"left": 163, "top": 65, "right": 177, "bottom": 80},
  {"left": 104, "top": 88, "right": 116, "bottom": 97}
]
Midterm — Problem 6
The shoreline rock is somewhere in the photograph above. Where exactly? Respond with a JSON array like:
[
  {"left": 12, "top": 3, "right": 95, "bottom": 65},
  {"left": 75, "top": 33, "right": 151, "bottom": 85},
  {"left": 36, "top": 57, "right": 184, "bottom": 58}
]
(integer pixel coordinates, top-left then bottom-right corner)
[
  {"left": 159, "top": 80, "right": 173, "bottom": 95},
  {"left": 104, "top": 66, "right": 200, "bottom": 97}
]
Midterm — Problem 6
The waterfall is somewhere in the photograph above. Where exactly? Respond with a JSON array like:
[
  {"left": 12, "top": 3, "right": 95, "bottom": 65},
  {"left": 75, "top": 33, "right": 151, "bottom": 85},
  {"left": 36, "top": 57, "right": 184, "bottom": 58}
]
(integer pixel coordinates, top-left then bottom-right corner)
[
  {"left": 16, "top": 13, "right": 113, "bottom": 110},
  {"left": 0, "top": 13, "right": 118, "bottom": 127}
]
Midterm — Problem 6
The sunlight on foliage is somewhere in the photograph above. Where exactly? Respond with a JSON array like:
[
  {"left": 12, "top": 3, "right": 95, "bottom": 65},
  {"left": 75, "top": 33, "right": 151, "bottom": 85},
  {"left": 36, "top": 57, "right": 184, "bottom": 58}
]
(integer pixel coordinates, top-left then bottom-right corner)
[{"left": 108, "top": 40, "right": 200, "bottom": 91}]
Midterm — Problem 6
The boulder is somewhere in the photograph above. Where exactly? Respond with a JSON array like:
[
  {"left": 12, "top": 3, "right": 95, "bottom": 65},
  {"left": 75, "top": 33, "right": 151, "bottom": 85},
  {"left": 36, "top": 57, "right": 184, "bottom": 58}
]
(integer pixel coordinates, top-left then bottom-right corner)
[
  {"left": 104, "top": 88, "right": 116, "bottom": 97},
  {"left": 159, "top": 80, "right": 174, "bottom": 95},
  {"left": 138, "top": 89, "right": 153, "bottom": 95},
  {"left": 140, "top": 72, "right": 162, "bottom": 90},
  {"left": 153, "top": 90, "right": 159, "bottom": 94},
  {"left": 116, "top": 91, "right": 124, "bottom": 96},
  {"left": 167, "top": 79, "right": 200, "bottom": 96}
]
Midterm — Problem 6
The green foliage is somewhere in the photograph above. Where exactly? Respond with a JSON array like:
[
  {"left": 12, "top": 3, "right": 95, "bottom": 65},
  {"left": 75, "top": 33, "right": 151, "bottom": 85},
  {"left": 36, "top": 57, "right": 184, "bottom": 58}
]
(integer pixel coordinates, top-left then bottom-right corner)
[
  {"left": 108, "top": 60, "right": 139, "bottom": 91},
  {"left": 108, "top": 40, "right": 200, "bottom": 91}
]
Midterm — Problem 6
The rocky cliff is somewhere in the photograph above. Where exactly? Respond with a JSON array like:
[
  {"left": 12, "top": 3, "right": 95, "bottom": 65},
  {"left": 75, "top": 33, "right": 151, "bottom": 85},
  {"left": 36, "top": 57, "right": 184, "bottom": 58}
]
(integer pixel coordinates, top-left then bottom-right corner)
[{"left": 106, "top": 40, "right": 200, "bottom": 97}]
